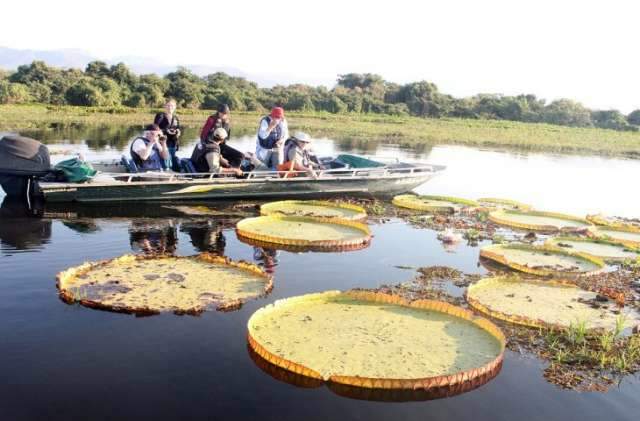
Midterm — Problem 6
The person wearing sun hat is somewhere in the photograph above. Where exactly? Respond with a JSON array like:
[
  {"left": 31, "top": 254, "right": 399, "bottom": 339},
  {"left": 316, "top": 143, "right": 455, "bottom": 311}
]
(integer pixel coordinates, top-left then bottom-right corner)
[
  {"left": 255, "top": 106, "right": 289, "bottom": 169},
  {"left": 277, "top": 131, "right": 319, "bottom": 178}
]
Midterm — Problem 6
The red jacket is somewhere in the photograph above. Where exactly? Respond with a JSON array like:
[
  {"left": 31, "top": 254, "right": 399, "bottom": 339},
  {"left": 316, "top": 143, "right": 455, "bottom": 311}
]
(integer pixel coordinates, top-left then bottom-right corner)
[{"left": 200, "top": 114, "right": 231, "bottom": 142}]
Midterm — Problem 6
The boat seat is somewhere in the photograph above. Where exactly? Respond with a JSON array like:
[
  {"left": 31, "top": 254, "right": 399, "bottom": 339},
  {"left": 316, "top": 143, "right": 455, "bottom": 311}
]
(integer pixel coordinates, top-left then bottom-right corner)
[
  {"left": 120, "top": 155, "right": 139, "bottom": 173},
  {"left": 180, "top": 158, "right": 197, "bottom": 174}
]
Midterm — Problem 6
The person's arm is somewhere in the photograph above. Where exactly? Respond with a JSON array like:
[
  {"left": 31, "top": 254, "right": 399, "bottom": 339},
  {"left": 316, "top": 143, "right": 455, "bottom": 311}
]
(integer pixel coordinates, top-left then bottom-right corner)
[
  {"left": 257, "top": 119, "right": 271, "bottom": 139},
  {"left": 280, "top": 120, "right": 289, "bottom": 142},
  {"left": 205, "top": 151, "right": 221, "bottom": 173},
  {"left": 174, "top": 116, "right": 181, "bottom": 137},
  {"left": 200, "top": 116, "right": 214, "bottom": 142},
  {"left": 133, "top": 138, "right": 157, "bottom": 161},
  {"left": 157, "top": 139, "right": 169, "bottom": 160},
  {"left": 206, "top": 151, "right": 242, "bottom": 176}
]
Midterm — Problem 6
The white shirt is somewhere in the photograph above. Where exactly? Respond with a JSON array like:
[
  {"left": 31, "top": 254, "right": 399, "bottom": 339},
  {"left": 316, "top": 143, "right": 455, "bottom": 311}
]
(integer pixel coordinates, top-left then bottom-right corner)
[
  {"left": 256, "top": 118, "right": 288, "bottom": 149},
  {"left": 132, "top": 137, "right": 164, "bottom": 159}
]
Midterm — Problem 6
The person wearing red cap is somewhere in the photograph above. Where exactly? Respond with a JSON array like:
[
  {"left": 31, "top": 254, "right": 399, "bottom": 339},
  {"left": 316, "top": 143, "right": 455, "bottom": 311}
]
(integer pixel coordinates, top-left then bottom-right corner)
[{"left": 256, "top": 106, "right": 288, "bottom": 169}]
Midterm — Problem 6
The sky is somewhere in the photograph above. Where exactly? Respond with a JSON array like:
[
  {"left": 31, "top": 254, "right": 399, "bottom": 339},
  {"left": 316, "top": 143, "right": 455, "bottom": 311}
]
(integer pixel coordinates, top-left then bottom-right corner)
[{"left": 2, "top": 0, "right": 639, "bottom": 112}]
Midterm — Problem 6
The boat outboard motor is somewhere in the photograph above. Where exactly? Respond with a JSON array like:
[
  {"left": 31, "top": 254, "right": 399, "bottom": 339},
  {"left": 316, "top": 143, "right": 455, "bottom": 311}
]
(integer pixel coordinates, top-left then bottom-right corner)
[{"left": 0, "top": 134, "right": 51, "bottom": 198}]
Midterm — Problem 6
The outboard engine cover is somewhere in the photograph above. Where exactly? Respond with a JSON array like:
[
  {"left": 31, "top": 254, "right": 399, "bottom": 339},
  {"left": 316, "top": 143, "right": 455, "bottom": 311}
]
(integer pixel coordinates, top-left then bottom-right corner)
[{"left": 0, "top": 134, "right": 51, "bottom": 197}]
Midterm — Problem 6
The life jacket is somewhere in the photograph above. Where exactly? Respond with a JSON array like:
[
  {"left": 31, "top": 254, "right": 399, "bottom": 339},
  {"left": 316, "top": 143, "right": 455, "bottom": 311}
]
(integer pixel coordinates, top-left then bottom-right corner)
[
  {"left": 155, "top": 113, "right": 180, "bottom": 148},
  {"left": 201, "top": 114, "right": 230, "bottom": 142},
  {"left": 130, "top": 137, "right": 163, "bottom": 171},
  {"left": 257, "top": 116, "right": 283, "bottom": 149},
  {"left": 283, "top": 138, "right": 310, "bottom": 167},
  {"left": 190, "top": 140, "right": 220, "bottom": 173}
]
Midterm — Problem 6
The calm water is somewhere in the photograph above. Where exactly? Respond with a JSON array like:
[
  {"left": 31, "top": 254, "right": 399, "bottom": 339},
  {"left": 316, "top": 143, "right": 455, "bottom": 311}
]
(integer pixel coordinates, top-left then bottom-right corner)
[{"left": 1, "top": 127, "right": 639, "bottom": 420}]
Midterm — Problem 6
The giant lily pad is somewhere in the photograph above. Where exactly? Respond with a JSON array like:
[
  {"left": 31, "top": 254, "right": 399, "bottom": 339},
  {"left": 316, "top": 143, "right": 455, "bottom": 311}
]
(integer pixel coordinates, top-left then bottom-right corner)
[
  {"left": 260, "top": 200, "right": 367, "bottom": 221},
  {"left": 236, "top": 215, "right": 371, "bottom": 251},
  {"left": 480, "top": 243, "right": 604, "bottom": 277},
  {"left": 56, "top": 254, "right": 273, "bottom": 315},
  {"left": 247, "top": 291, "right": 505, "bottom": 393},
  {"left": 477, "top": 198, "right": 532, "bottom": 212},
  {"left": 467, "top": 276, "right": 640, "bottom": 331},
  {"left": 547, "top": 237, "right": 640, "bottom": 262},
  {"left": 488, "top": 209, "right": 592, "bottom": 233},
  {"left": 590, "top": 226, "right": 640, "bottom": 248},
  {"left": 392, "top": 194, "right": 478, "bottom": 213},
  {"left": 586, "top": 214, "right": 640, "bottom": 229}
]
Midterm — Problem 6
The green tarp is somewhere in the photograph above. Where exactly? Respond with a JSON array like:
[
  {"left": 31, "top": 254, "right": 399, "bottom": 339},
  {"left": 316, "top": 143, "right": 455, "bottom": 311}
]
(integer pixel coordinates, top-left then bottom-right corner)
[
  {"left": 53, "top": 158, "right": 97, "bottom": 183},
  {"left": 335, "top": 154, "right": 385, "bottom": 168}
]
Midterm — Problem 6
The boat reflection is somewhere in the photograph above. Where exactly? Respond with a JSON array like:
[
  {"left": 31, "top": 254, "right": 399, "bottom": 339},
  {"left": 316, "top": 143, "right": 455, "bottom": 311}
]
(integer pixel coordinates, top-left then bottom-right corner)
[
  {"left": 0, "top": 196, "right": 51, "bottom": 253},
  {"left": 180, "top": 220, "right": 226, "bottom": 255}
]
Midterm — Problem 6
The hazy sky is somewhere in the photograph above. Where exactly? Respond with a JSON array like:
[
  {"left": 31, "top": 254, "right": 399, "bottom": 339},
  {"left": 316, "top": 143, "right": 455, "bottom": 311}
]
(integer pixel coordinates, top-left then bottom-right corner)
[{"left": 2, "top": 0, "right": 639, "bottom": 112}]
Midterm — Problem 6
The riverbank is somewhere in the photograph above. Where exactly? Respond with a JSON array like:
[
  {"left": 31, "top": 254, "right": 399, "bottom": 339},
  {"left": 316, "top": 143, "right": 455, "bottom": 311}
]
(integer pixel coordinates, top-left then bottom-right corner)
[{"left": 2, "top": 104, "right": 639, "bottom": 157}]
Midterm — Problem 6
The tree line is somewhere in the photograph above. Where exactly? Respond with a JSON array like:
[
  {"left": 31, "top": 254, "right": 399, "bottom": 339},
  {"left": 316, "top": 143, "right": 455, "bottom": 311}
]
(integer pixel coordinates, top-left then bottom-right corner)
[{"left": 1, "top": 60, "right": 639, "bottom": 132}]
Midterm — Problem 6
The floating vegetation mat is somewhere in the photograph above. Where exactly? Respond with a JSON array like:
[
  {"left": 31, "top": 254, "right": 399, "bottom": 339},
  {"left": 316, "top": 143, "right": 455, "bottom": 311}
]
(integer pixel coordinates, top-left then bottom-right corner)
[
  {"left": 56, "top": 254, "right": 273, "bottom": 315},
  {"left": 480, "top": 244, "right": 604, "bottom": 277},
  {"left": 586, "top": 214, "right": 640, "bottom": 229},
  {"left": 236, "top": 215, "right": 371, "bottom": 251},
  {"left": 392, "top": 194, "right": 478, "bottom": 213},
  {"left": 247, "top": 291, "right": 505, "bottom": 393},
  {"left": 590, "top": 226, "right": 640, "bottom": 248},
  {"left": 488, "top": 209, "right": 591, "bottom": 233},
  {"left": 467, "top": 276, "right": 640, "bottom": 331},
  {"left": 547, "top": 237, "right": 640, "bottom": 262},
  {"left": 260, "top": 200, "right": 367, "bottom": 221},
  {"left": 477, "top": 198, "right": 532, "bottom": 211}
]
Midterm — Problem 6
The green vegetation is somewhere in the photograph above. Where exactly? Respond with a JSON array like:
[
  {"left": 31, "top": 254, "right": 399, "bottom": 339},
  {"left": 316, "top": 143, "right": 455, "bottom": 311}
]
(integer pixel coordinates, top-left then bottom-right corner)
[
  {"left": 2, "top": 104, "right": 640, "bottom": 157},
  {"left": 1, "top": 60, "right": 640, "bottom": 133},
  {"left": 543, "top": 319, "right": 640, "bottom": 376}
]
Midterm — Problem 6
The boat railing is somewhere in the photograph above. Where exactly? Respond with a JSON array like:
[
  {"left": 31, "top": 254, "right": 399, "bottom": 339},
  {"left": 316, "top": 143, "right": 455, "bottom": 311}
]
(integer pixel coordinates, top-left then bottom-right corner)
[{"left": 103, "top": 163, "right": 444, "bottom": 184}]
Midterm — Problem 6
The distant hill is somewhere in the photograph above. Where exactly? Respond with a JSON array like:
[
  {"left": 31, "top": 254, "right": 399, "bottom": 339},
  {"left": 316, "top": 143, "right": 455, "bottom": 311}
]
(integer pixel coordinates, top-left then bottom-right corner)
[{"left": 0, "top": 46, "right": 329, "bottom": 88}]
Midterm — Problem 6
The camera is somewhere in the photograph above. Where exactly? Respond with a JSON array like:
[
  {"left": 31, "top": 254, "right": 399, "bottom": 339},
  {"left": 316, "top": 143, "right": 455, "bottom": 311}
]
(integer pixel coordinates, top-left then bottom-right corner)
[{"left": 158, "top": 134, "right": 167, "bottom": 142}]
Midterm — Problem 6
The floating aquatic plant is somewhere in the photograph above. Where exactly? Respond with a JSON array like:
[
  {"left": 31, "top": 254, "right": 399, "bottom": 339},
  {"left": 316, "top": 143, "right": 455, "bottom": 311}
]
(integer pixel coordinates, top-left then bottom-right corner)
[
  {"left": 466, "top": 275, "right": 639, "bottom": 331},
  {"left": 56, "top": 253, "right": 273, "bottom": 315},
  {"left": 236, "top": 215, "right": 371, "bottom": 251},
  {"left": 546, "top": 236, "right": 640, "bottom": 262},
  {"left": 477, "top": 198, "right": 532, "bottom": 212},
  {"left": 260, "top": 200, "right": 367, "bottom": 221},
  {"left": 488, "top": 209, "right": 592, "bottom": 233},
  {"left": 480, "top": 243, "right": 604, "bottom": 277},
  {"left": 392, "top": 194, "right": 478, "bottom": 213},
  {"left": 247, "top": 290, "right": 505, "bottom": 394}
]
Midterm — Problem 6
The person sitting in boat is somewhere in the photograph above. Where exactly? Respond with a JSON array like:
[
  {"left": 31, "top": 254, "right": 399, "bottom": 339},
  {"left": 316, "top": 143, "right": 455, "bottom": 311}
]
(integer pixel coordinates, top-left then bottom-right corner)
[
  {"left": 130, "top": 124, "right": 170, "bottom": 172},
  {"left": 199, "top": 104, "right": 244, "bottom": 168},
  {"left": 277, "top": 132, "right": 319, "bottom": 178},
  {"left": 256, "top": 107, "right": 288, "bottom": 170},
  {"left": 154, "top": 99, "right": 181, "bottom": 171},
  {"left": 190, "top": 128, "right": 242, "bottom": 176}
]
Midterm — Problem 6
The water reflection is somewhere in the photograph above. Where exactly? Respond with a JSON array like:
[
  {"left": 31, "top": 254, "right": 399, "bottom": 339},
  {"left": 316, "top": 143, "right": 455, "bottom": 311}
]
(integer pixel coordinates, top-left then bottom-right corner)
[
  {"left": 252, "top": 247, "right": 279, "bottom": 274},
  {"left": 180, "top": 220, "right": 226, "bottom": 255},
  {"left": 0, "top": 197, "right": 51, "bottom": 253},
  {"left": 247, "top": 345, "right": 502, "bottom": 402},
  {"left": 129, "top": 220, "right": 178, "bottom": 255}
]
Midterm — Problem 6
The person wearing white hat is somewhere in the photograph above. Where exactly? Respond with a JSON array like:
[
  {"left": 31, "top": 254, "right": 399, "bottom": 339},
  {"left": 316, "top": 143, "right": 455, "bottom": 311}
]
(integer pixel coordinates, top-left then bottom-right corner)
[
  {"left": 189, "top": 127, "right": 242, "bottom": 176},
  {"left": 277, "top": 132, "right": 319, "bottom": 178}
]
